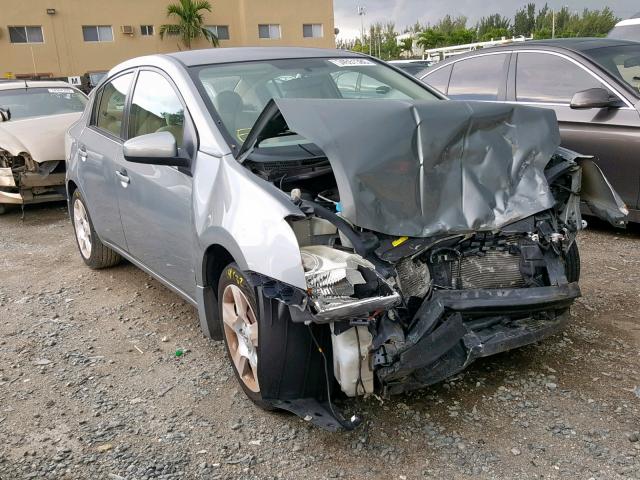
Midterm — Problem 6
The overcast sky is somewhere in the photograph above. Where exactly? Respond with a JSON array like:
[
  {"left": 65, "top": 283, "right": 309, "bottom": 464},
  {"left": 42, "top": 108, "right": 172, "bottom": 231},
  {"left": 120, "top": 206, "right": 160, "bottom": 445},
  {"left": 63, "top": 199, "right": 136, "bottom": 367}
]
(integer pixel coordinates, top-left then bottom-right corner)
[{"left": 334, "top": 0, "right": 639, "bottom": 39}]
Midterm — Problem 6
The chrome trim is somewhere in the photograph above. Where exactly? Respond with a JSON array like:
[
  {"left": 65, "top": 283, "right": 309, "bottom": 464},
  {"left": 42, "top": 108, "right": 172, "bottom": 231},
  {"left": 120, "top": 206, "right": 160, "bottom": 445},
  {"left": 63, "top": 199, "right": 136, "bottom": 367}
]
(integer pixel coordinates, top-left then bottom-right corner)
[{"left": 421, "top": 49, "right": 636, "bottom": 109}]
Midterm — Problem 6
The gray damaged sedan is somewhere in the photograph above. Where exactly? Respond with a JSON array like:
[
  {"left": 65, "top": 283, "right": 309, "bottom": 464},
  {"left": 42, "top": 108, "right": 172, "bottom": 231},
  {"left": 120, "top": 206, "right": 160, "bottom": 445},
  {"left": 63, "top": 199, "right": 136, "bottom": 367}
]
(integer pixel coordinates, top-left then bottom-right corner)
[{"left": 65, "top": 48, "right": 627, "bottom": 431}]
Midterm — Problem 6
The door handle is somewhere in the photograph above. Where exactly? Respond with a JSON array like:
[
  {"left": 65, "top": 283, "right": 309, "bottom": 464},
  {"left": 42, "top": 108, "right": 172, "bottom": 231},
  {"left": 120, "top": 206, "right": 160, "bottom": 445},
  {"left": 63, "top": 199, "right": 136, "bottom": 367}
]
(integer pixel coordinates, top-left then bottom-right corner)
[
  {"left": 78, "top": 146, "right": 87, "bottom": 161},
  {"left": 115, "top": 169, "right": 130, "bottom": 186}
]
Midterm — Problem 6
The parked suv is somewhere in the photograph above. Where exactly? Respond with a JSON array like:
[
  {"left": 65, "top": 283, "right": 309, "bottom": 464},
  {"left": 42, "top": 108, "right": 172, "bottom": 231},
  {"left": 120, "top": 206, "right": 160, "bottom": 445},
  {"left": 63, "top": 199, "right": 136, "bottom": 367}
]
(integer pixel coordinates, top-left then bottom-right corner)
[
  {"left": 420, "top": 38, "right": 640, "bottom": 222},
  {"left": 66, "top": 47, "right": 625, "bottom": 430}
]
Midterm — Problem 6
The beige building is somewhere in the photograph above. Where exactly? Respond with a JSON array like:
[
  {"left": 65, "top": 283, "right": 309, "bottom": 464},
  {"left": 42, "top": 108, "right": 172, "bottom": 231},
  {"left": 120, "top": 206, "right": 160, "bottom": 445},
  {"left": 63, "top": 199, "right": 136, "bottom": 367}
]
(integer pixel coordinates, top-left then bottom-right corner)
[{"left": 0, "top": 0, "right": 336, "bottom": 79}]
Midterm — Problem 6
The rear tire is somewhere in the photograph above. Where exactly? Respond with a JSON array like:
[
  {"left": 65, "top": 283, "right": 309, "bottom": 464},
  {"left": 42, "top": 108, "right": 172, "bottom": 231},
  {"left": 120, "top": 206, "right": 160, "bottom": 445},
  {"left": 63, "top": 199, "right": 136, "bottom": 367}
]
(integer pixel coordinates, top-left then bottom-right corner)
[
  {"left": 565, "top": 241, "right": 580, "bottom": 283},
  {"left": 71, "top": 190, "right": 121, "bottom": 269},
  {"left": 218, "top": 263, "right": 274, "bottom": 410}
]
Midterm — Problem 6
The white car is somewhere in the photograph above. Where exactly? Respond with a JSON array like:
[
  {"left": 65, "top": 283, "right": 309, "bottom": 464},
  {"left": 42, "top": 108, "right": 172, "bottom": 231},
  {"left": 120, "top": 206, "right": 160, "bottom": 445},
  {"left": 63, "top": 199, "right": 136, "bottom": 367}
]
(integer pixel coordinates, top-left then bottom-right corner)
[
  {"left": 0, "top": 80, "right": 87, "bottom": 213},
  {"left": 608, "top": 13, "right": 640, "bottom": 41}
]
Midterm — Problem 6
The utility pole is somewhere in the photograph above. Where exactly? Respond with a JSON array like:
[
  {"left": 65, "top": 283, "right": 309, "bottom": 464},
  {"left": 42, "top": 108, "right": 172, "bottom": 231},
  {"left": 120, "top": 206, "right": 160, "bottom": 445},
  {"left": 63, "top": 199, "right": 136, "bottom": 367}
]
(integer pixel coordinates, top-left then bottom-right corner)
[
  {"left": 357, "top": 5, "right": 366, "bottom": 49},
  {"left": 552, "top": 9, "right": 556, "bottom": 38}
]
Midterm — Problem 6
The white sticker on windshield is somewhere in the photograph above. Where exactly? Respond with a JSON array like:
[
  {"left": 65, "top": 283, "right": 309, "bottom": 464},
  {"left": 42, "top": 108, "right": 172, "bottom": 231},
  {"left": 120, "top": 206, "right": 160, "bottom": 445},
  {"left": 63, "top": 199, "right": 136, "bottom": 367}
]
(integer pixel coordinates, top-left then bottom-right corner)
[
  {"left": 328, "top": 58, "right": 376, "bottom": 67},
  {"left": 48, "top": 88, "right": 74, "bottom": 94}
]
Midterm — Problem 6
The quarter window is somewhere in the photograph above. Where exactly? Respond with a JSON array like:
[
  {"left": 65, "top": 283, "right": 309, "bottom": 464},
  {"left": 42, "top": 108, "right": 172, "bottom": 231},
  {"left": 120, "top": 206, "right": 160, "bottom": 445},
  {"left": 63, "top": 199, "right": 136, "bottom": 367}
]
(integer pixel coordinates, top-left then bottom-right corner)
[
  {"left": 82, "top": 25, "right": 113, "bottom": 42},
  {"left": 303, "top": 24, "right": 323, "bottom": 38},
  {"left": 94, "top": 73, "right": 133, "bottom": 138},
  {"left": 129, "top": 71, "right": 185, "bottom": 148},
  {"left": 140, "top": 25, "right": 154, "bottom": 36},
  {"left": 447, "top": 54, "right": 508, "bottom": 101},
  {"left": 9, "top": 26, "right": 44, "bottom": 43},
  {"left": 516, "top": 52, "right": 603, "bottom": 103},
  {"left": 423, "top": 64, "right": 452, "bottom": 94},
  {"left": 258, "top": 24, "right": 281, "bottom": 39},
  {"left": 205, "top": 25, "right": 230, "bottom": 40}
]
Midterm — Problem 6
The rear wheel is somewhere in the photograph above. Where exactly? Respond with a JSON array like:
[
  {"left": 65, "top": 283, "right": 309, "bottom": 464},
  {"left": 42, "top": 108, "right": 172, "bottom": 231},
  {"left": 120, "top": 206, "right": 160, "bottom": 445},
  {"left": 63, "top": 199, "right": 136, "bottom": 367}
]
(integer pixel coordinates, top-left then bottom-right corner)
[
  {"left": 218, "top": 263, "right": 274, "bottom": 410},
  {"left": 71, "top": 190, "right": 121, "bottom": 269}
]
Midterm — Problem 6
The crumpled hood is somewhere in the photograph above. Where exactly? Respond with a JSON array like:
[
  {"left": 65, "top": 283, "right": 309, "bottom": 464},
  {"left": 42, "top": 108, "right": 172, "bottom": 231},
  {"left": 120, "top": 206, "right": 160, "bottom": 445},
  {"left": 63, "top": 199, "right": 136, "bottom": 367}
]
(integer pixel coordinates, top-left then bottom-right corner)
[
  {"left": 245, "top": 98, "right": 561, "bottom": 237},
  {"left": 0, "top": 112, "right": 82, "bottom": 162}
]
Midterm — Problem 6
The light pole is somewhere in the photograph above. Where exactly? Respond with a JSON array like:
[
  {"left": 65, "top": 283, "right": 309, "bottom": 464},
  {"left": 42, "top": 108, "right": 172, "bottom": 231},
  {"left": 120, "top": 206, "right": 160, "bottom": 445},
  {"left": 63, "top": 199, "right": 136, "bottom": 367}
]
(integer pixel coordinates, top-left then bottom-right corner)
[{"left": 357, "top": 5, "right": 366, "bottom": 50}]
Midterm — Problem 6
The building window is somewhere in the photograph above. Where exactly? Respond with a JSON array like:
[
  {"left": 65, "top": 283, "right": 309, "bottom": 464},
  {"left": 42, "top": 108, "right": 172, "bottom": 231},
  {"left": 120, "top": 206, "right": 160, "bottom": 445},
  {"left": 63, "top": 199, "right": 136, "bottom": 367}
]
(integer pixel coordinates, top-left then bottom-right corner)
[
  {"left": 258, "top": 24, "right": 281, "bottom": 39},
  {"left": 140, "top": 25, "right": 154, "bottom": 36},
  {"left": 205, "top": 25, "right": 230, "bottom": 40},
  {"left": 82, "top": 25, "right": 113, "bottom": 42},
  {"left": 303, "top": 24, "right": 323, "bottom": 38},
  {"left": 8, "top": 26, "right": 44, "bottom": 43}
]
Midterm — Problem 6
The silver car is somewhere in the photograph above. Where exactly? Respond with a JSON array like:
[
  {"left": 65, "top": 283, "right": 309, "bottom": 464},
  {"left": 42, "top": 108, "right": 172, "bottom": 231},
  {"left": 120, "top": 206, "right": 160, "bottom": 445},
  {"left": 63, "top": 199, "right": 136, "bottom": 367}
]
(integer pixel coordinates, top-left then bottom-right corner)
[{"left": 66, "top": 47, "right": 626, "bottom": 431}]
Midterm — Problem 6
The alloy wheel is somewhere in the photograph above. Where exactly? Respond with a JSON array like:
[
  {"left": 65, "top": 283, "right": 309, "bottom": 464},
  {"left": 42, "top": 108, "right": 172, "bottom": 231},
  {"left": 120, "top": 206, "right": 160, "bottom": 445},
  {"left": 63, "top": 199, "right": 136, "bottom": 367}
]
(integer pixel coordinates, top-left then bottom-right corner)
[
  {"left": 73, "top": 199, "right": 92, "bottom": 259},
  {"left": 222, "top": 284, "right": 259, "bottom": 392}
]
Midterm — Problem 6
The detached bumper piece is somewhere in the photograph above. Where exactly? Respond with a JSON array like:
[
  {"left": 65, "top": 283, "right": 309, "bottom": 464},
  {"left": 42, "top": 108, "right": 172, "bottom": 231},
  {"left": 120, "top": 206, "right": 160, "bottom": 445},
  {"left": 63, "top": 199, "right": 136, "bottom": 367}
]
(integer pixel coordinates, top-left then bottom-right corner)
[{"left": 376, "top": 284, "right": 580, "bottom": 396}]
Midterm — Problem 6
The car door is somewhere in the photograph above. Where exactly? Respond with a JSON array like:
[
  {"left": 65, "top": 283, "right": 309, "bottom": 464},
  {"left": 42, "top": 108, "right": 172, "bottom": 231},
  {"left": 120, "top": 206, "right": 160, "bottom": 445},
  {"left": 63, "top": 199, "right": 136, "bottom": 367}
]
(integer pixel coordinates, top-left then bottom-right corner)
[
  {"left": 510, "top": 51, "right": 640, "bottom": 210},
  {"left": 114, "top": 69, "right": 197, "bottom": 299},
  {"left": 76, "top": 72, "right": 134, "bottom": 248}
]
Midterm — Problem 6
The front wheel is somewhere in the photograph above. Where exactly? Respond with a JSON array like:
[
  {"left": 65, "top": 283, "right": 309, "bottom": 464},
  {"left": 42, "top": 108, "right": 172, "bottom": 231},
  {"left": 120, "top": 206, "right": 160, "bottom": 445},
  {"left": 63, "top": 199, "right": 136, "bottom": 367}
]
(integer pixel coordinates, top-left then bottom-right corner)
[
  {"left": 218, "top": 263, "right": 274, "bottom": 410},
  {"left": 565, "top": 241, "right": 580, "bottom": 283},
  {"left": 71, "top": 190, "right": 121, "bottom": 269}
]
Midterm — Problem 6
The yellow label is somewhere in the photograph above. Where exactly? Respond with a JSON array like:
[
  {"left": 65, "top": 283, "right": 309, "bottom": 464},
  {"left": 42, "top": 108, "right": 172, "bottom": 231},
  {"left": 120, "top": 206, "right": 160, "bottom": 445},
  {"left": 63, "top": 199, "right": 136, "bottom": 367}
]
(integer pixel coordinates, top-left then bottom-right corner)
[
  {"left": 392, "top": 236, "right": 409, "bottom": 247},
  {"left": 226, "top": 268, "right": 244, "bottom": 286}
]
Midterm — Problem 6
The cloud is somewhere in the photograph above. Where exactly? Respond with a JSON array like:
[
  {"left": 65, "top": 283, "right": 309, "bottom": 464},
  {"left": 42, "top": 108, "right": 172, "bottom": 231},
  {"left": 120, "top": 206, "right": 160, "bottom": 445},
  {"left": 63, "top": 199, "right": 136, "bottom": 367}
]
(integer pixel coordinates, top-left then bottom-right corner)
[{"left": 334, "top": 0, "right": 639, "bottom": 39}]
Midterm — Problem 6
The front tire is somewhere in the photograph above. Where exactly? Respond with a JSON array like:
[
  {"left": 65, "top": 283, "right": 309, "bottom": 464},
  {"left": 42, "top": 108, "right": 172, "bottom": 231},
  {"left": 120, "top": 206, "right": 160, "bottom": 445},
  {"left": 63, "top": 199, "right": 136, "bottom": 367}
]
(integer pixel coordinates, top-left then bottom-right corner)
[
  {"left": 565, "top": 241, "right": 580, "bottom": 283},
  {"left": 218, "top": 263, "right": 274, "bottom": 410},
  {"left": 71, "top": 190, "right": 121, "bottom": 269}
]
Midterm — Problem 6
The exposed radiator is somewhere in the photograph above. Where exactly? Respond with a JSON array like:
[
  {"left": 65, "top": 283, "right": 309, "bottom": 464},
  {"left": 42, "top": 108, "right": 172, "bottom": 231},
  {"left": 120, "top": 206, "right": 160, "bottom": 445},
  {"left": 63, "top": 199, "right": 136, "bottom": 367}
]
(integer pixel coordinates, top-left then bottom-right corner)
[{"left": 454, "top": 250, "right": 525, "bottom": 289}]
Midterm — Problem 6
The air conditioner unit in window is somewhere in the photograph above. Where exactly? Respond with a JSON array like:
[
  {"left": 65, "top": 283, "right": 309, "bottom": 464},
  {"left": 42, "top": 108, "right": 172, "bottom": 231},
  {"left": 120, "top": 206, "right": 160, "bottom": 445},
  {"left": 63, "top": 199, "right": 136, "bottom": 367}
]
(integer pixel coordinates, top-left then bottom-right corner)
[{"left": 121, "top": 25, "right": 134, "bottom": 35}]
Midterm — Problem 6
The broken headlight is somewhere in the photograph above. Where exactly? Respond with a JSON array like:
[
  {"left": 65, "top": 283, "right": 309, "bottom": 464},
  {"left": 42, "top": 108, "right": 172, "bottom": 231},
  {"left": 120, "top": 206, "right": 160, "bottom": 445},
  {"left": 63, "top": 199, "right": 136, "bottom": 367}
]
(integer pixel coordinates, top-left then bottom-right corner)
[{"left": 300, "top": 245, "right": 400, "bottom": 321}]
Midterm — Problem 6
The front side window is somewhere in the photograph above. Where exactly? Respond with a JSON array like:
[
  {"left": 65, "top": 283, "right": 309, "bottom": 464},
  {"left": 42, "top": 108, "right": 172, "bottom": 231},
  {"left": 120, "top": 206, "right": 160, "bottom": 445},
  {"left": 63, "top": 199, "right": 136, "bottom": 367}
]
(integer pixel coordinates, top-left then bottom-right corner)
[
  {"left": 516, "top": 52, "right": 604, "bottom": 103},
  {"left": 82, "top": 25, "right": 113, "bottom": 42},
  {"left": 9, "top": 26, "right": 44, "bottom": 43},
  {"left": 129, "top": 71, "right": 185, "bottom": 148},
  {"left": 140, "top": 25, "right": 154, "bottom": 36},
  {"left": 303, "top": 24, "right": 323, "bottom": 38},
  {"left": 205, "top": 25, "right": 230, "bottom": 40},
  {"left": 447, "top": 54, "right": 508, "bottom": 101},
  {"left": 422, "top": 64, "right": 452, "bottom": 94},
  {"left": 258, "top": 24, "right": 281, "bottom": 39},
  {"left": 0, "top": 87, "right": 86, "bottom": 120},
  {"left": 585, "top": 44, "right": 640, "bottom": 96},
  {"left": 94, "top": 73, "right": 133, "bottom": 138},
  {"left": 193, "top": 57, "right": 438, "bottom": 144}
]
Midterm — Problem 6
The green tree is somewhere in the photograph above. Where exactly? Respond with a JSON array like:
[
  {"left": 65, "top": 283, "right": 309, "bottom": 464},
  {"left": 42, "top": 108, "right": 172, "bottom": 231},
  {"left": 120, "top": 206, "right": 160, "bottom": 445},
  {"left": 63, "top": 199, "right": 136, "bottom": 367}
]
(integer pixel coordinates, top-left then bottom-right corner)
[
  {"left": 416, "top": 28, "right": 447, "bottom": 50},
  {"left": 399, "top": 37, "right": 414, "bottom": 57},
  {"left": 159, "top": 0, "right": 218, "bottom": 50},
  {"left": 476, "top": 14, "right": 512, "bottom": 40},
  {"left": 513, "top": 3, "right": 536, "bottom": 36}
]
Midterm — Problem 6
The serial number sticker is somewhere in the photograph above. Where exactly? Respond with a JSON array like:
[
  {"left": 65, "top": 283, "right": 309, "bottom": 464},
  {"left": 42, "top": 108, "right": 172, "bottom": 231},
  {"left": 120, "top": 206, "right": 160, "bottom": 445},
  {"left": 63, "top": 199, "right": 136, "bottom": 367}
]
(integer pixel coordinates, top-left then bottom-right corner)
[
  {"left": 48, "top": 88, "right": 74, "bottom": 94},
  {"left": 328, "top": 58, "right": 376, "bottom": 67}
]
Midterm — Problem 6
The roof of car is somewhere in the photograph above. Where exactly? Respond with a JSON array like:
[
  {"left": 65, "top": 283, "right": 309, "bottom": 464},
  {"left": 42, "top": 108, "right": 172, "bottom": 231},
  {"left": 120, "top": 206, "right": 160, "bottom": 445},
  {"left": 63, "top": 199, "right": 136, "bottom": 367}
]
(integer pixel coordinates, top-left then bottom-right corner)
[
  {"left": 167, "top": 47, "right": 363, "bottom": 67},
  {"left": 0, "top": 80, "right": 77, "bottom": 91}
]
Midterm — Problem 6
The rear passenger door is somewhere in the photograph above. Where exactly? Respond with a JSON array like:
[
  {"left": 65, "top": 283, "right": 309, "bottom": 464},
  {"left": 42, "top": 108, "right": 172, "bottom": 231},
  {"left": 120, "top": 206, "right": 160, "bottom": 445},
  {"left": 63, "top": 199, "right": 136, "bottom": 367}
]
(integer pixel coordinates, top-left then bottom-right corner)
[
  {"left": 510, "top": 51, "right": 640, "bottom": 210},
  {"left": 76, "top": 72, "right": 134, "bottom": 249},
  {"left": 115, "top": 69, "right": 197, "bottom": 299},
  {"left": 441, "top": 53, "right": 511, "bottom": 101}
]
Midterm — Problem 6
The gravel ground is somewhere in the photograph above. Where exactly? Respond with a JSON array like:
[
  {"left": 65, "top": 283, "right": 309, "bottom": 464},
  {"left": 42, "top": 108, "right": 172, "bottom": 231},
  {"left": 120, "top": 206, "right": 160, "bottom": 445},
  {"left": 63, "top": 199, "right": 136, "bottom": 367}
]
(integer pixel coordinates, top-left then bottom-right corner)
[{"left": 0, "top": 203, "right": 639, "bottom": 480}]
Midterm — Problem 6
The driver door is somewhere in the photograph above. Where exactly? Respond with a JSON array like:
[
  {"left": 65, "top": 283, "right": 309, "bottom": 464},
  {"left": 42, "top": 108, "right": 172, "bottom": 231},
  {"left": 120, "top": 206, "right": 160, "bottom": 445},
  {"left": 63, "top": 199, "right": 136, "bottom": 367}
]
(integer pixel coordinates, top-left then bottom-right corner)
[{"left": 114, "top": 69, "right": 197, "bottom": 299}]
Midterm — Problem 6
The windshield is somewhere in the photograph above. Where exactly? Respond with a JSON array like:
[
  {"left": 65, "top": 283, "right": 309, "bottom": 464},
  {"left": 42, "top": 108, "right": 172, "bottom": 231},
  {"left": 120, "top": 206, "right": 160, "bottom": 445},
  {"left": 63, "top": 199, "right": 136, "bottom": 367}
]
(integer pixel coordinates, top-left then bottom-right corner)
[
  {"left": 192, "top": 57, "right": 439, "bottom": 145},
  {"left": 0, "top": 87, "right": 87, "bottom": 120},
  {"left": 585, "top": 44, "right": 640, "bottom": 96}
]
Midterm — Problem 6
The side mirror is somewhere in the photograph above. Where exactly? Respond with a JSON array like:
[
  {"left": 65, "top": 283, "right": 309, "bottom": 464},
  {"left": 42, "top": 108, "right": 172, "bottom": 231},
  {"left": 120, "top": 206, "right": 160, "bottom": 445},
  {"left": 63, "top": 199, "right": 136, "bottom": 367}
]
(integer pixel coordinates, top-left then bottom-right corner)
[
  {"left": 570, "top": 88, "right": 620, "bottom": 110},
  {"left": 123, "top": 131, "right": 189, "bottom": 167},
  {"left": 376, "top": 85, "right": 391, "bottom": 94},
  {"left": 0, "top": 108, "right": 11, "bottom": 122}
]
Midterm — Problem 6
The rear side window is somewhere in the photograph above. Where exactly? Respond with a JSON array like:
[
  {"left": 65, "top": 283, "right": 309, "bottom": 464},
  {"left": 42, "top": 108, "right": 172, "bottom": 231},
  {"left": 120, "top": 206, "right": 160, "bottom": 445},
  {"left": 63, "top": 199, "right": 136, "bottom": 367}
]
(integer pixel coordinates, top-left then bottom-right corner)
[
  {"left": 128, "top": 70, "right": 185, "bottom": 148},
  {"left": 516, "top": 52, "right": 603, "bottom": 103},
  {"left": 94, "top": 73, "right": 133, "bottom": 138},
  {"left": 447, "top": 54, "right": 508, "bottom": 101},
  {"left": 423, "top": 64, "right": 452, "bottom": 94}
]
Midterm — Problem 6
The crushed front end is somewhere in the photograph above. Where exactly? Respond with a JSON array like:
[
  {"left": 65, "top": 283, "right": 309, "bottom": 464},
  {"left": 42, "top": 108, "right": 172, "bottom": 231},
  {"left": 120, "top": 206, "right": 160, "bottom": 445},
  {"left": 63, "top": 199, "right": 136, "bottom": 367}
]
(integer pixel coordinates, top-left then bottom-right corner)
[
  {"left": 239, "top": 99, "right": 628, "bottom": 430},
  {"left": 0, "top": 148, "right": 66, "bottom": 209}
]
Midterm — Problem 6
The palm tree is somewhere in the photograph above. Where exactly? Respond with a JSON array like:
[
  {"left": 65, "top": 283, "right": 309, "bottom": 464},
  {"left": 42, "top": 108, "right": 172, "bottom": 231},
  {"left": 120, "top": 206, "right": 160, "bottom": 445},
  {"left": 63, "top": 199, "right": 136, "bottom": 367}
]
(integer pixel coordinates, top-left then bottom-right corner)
[{"left": 159, "top": 0, "right": 218, "bottom": 50}]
